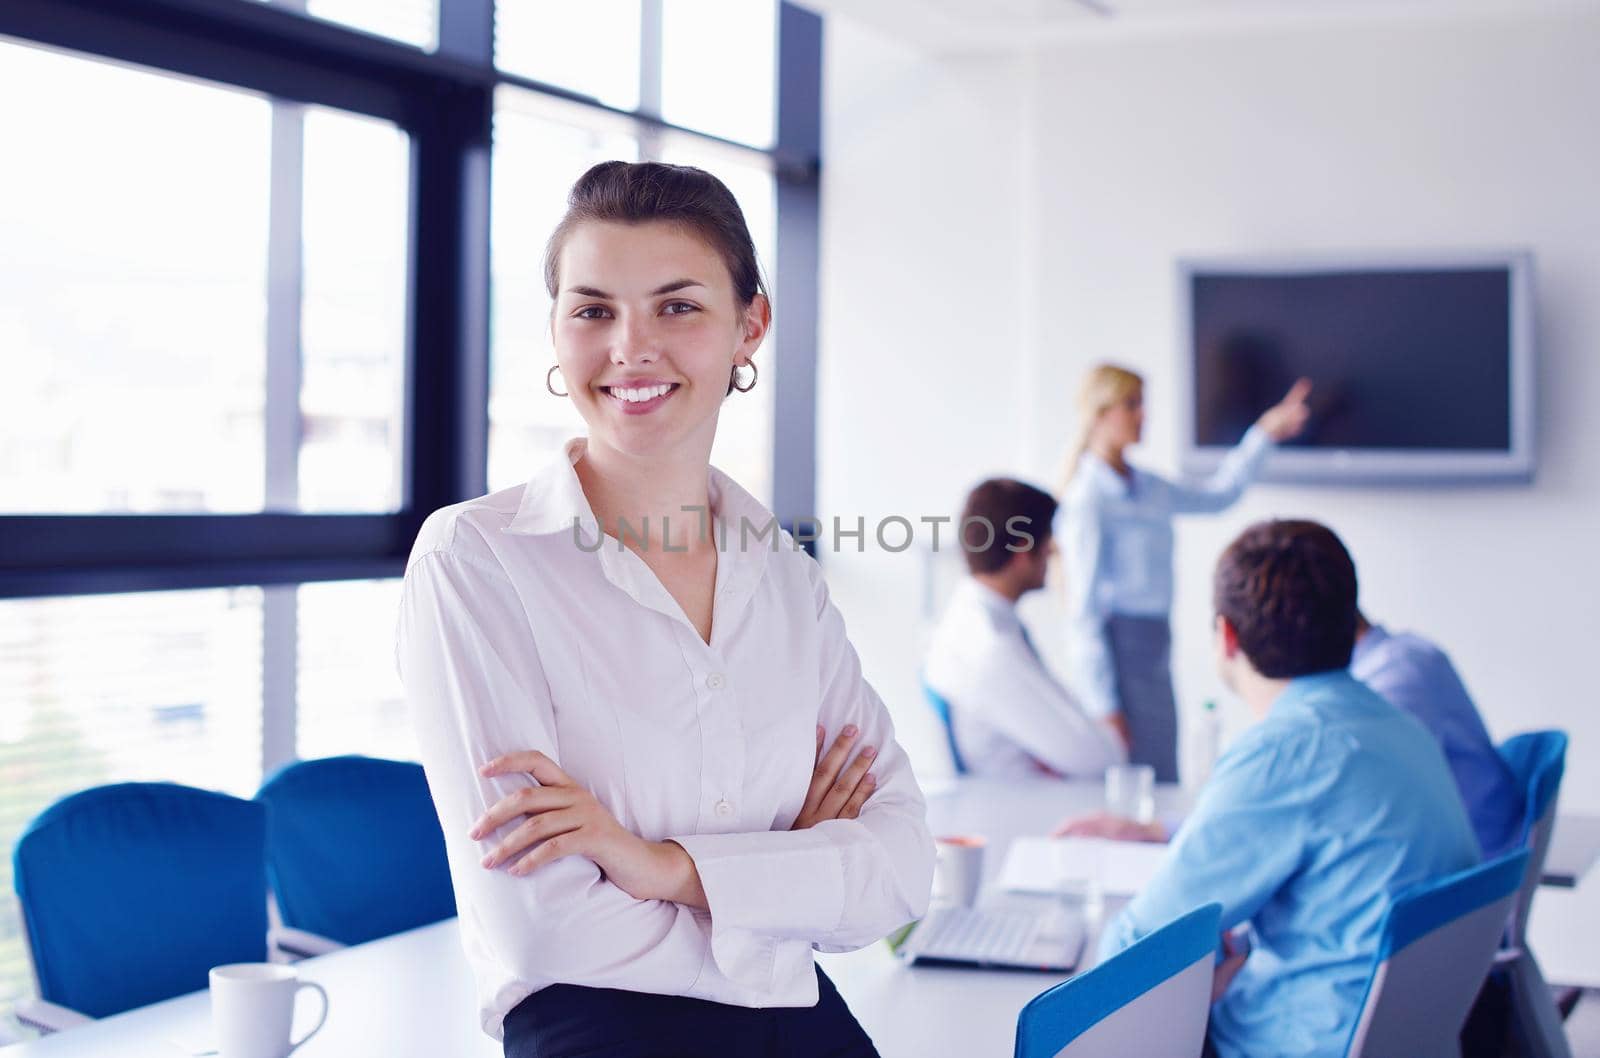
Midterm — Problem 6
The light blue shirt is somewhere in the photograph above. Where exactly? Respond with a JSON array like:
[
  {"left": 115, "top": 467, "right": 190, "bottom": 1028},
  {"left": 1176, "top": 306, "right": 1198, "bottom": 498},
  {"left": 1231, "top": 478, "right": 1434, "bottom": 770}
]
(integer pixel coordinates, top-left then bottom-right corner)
[
  {"left": 1351, "top": 624, "right": 1525, "bottom": 859},
  {"left": 1059, "top": 425, "right": 1274, "bottom": 716},
  {"left": 1099, "top": 670, "right": 1479, "bottom": 1058}
]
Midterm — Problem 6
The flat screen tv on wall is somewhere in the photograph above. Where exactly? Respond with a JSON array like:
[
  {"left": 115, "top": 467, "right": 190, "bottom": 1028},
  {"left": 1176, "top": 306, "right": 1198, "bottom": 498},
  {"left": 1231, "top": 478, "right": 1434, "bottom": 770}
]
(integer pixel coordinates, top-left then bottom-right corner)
[{"left": 1177, "top": 251, "right": 1535, "bottom": 484}]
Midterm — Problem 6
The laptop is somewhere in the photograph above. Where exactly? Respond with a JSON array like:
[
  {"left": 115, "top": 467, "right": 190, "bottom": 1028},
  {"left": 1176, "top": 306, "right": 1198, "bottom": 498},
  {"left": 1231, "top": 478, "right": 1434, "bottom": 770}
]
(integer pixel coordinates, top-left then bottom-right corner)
[{"left": 897, "top": 902, "right": 1086, "bottom": 972}]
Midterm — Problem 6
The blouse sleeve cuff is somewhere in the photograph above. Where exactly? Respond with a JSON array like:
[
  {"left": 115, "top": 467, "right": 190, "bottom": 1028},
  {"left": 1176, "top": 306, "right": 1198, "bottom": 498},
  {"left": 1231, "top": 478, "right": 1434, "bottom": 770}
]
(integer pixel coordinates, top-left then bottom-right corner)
[
  {"left": 1240, "top": 423, "right": 1275, "bottom": 454},
  {"left": 672, "top": 828, "right": 846, "bottom": 940},
  {"left": 671, "top": 829, "right": 845, "bottom": 993}
]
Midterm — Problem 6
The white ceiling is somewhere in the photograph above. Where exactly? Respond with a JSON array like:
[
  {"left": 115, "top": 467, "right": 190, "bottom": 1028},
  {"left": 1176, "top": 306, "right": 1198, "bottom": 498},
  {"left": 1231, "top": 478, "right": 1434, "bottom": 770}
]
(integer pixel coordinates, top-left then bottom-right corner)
[{"left": 791, "top": 0, "right": 1596, "bottom": 53}]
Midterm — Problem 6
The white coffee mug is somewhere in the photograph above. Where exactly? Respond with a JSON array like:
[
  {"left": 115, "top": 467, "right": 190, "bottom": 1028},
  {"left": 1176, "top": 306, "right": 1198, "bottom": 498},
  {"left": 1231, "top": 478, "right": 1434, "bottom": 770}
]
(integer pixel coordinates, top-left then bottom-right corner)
[
  {"left": 932, "top": 834, "right": 986, "bottom": 908},
  {"left": 209, "top": 963, "right": 328, "bottom": 1058}
]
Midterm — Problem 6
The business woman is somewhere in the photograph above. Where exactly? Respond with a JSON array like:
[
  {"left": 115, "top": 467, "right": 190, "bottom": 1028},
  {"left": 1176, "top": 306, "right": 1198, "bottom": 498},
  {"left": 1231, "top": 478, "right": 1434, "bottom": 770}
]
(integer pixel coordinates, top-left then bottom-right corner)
[
  {"left": 398, "top": 161, "right": 933, "bottom": 1057},
  {"left": 1059, "top": 364, "right": 1310, "bottom": 781}
]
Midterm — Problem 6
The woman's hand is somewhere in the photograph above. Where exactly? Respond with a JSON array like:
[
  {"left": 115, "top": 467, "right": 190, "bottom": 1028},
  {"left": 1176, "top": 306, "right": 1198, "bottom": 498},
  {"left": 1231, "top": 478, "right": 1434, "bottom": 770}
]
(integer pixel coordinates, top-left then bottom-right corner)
[
  {"left": 791, "top": 724, "right": 879, "bottom": 830},
  {"left": 1256, "top": 378, "right": 1313, "bottom": 442},
  {"left": 471, "top": 750, "right": 704, "bottom": 907},
  {"left": 1051, "top": 810, "right": 1167, "bottom": 843}
]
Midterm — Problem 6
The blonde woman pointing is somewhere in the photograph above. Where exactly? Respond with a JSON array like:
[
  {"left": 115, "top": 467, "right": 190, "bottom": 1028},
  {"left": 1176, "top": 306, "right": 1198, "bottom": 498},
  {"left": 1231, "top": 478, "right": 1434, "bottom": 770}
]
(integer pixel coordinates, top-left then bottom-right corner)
[{"left": 1058, "top": 365, "right": 1310, "bottom": 781}]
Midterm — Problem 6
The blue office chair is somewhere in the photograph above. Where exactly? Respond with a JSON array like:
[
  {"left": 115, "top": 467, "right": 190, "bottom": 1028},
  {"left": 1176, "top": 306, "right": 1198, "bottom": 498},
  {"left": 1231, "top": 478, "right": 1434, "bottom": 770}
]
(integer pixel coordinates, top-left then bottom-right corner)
[
  {"left": 921, "top": 681, "right": 969, "bottom": 776},
  {"left": 1014, "top": 902, "right": 1220, "bottom": 1058},
  {"left": 1345, "top": 850, "right": 1530, "bottom": 1058},
  {"left": 256, "top": 755, "right": 456, "bottom": 947},
  {"left": 12, "top": 783, "right": 269, "bottom": 1022},
  {"left": 1495, "top": 731, "right": 1572, "bottom": 1058}
]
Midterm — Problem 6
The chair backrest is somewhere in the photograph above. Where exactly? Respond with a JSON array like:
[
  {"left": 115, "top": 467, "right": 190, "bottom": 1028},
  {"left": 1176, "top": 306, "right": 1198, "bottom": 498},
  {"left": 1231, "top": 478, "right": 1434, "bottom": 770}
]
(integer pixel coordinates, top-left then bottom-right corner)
[
  {"left": 1015, "top": 903, "right": 1220, "bottom": 1058},
  {"left": 1499, "top": 731, "right": 1567, "bottom": 946},
  {"left": 256, "top": 755, "right": 456, "bottom": 946},
  {"left": 921, "top": 681, "right": 969, "bottom": 776},
  {"left": 1345, "top": 850, "right": 1530, "bottom": 1058},
  {"left": 12, "top": 782, "right": 269, "bottom": 1018}
]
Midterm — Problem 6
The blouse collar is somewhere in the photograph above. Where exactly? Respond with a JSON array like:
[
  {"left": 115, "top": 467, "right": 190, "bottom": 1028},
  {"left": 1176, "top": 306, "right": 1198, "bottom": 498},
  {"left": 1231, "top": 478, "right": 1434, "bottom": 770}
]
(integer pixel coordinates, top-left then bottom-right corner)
[
  {"left": 503, "top": 438, "right": 780, "bottom": 615},
  {"left": 1079, "top": 448, "right": 1146, "bottom": 500}
]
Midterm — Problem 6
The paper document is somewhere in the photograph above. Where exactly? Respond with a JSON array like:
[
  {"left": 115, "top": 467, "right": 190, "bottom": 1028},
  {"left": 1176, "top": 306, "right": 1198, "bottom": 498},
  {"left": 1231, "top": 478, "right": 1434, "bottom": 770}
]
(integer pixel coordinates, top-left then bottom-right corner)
[{"left": 998, "top": 836, "right": 1168, "bottom": 897}]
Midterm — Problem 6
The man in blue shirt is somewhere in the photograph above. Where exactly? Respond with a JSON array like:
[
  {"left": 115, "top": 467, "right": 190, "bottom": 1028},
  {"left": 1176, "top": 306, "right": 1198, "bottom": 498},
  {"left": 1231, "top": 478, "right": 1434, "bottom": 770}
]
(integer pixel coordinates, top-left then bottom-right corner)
[
  {"left": 1351, "top": 614, "right": 1525, "bottom": 859},
  {"left": 1063, "top": 520, "right": 1479, "bottom": 1058}
]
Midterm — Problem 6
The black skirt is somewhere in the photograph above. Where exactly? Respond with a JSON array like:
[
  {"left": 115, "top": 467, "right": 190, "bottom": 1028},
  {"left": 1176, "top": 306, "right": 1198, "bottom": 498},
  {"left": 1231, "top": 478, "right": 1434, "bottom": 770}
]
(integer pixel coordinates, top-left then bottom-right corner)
[{"left": 503, "top": 965, "right": 879, "bottom": 1058}]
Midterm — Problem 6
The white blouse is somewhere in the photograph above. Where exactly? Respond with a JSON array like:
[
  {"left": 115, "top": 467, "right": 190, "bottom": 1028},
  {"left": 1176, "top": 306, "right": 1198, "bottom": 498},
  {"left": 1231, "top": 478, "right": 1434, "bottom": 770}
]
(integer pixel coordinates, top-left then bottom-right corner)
[{"left": 397, "top": 437, "right": 934, "bottom": 1039}]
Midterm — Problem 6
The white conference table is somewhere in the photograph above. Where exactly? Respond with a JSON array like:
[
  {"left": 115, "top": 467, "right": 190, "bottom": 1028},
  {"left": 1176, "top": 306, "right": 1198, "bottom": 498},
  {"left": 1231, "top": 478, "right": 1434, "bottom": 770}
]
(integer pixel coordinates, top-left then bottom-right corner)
[
  {"left": 4, "top": 778, "right": 1131, "bottom": 1057},
  {"left": 9, "top": 778, "right": 1599, "bottom": 1057},
  {"left": 1542, "top": 813, "right": 1600, "bottom": 888}
]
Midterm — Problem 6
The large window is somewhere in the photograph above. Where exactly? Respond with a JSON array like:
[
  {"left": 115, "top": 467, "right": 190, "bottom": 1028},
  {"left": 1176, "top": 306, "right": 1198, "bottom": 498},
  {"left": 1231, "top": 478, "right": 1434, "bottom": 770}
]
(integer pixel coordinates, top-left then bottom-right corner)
[
  {"left": 295, "top": 578, "right": 414, "bottom": 762},
  {"left": 661, "top": 0, "right": 778, "bottom": 147},
  {"left": 496, "top": 1, "right": 641, "bottom": 110},
  {"left": 0, "top": 42, "right": 411, "bottom": 516},
  {"left": 0, "top": 0, "right": 817, "bottom": 1030},
  {"left": 298, "top": 108, "right": 412, "bottom": 513},
  {"left": 0, "top": 44, "right": 271, "bottom": 514}
]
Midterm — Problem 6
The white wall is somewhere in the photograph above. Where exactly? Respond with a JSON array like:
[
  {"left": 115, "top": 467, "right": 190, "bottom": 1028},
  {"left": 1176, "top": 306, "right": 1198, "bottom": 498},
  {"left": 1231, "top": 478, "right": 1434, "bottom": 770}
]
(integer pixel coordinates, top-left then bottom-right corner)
[
  {"left": 1025, "top": 6, "right": 1600, "bottom": 812},
  {"left": 820, "top": 7, "right": 1600, "bottom": 808},
  {"left": 817, "top": 19, "right": 1035, "bottom": 777}
]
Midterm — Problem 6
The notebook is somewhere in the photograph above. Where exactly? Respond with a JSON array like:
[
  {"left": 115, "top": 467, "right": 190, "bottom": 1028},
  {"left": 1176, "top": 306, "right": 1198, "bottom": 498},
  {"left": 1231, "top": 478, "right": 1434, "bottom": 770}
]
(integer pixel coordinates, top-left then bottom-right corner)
[{"left": 997, "top": 836, "right": 1168, "bottom": 898}]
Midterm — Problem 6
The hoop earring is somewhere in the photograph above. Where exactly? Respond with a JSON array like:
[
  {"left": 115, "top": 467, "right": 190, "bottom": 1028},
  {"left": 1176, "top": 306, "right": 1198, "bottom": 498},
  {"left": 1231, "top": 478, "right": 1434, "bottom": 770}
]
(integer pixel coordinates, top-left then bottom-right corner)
[
  {"left": 731, "top": 361, "right": 758, "bottom": 394},
  {"left": 546, "top": 365, "right": 568, "bottom": 397}
]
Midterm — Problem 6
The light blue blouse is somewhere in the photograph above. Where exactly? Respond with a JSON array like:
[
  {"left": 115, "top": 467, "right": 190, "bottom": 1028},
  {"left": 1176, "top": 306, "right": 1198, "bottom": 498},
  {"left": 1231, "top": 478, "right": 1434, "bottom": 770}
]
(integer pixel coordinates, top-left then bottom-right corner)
[
  {"left": 1058, "top": 425, "right": 1274, "bottom": 717},
  {"left": 1098, "top": 671, "right": 1480, "bottom": 1058}
]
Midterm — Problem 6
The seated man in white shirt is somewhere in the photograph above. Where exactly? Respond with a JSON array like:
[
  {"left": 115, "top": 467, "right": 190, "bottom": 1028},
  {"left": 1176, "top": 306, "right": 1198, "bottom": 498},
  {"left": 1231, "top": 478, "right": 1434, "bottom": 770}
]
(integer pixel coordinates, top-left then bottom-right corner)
[{"left": 923, "top": 478, "right": 1127, "bottom": 778}]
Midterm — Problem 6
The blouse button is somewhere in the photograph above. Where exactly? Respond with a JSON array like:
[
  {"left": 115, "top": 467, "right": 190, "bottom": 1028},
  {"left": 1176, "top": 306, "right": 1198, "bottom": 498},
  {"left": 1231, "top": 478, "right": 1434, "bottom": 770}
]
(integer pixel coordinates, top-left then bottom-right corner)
[
  {"left": 715, "top": 799, "right": 733, "bottom": 818},
  {"left": 705, "top": 672, "right": 727, "bottom": 691}
]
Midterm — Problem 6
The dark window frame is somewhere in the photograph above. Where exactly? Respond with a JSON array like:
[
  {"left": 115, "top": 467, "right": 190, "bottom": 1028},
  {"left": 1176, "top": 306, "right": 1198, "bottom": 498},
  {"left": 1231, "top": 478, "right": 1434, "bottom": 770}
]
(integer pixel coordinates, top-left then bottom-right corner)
[{"left": 0, "top": 0, "right": 821, "bottom": 598}]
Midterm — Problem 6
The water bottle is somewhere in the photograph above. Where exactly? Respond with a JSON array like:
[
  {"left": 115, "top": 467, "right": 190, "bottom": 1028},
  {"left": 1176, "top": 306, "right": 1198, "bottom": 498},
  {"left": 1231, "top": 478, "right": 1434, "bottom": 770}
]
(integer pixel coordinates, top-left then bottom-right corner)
[{"left": 1185, "top": 699, "right": 1221, "bottom": 791}]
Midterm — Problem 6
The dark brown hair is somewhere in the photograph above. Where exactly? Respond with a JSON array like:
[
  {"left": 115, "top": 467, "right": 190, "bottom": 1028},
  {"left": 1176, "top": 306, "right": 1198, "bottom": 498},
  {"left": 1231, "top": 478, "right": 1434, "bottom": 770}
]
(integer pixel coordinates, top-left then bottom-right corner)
[
  {"left": 544, "top": 160, "right": 766, "bottom": 307},
  {"left": 1213, "top": 519, "right": 1358, "bottom": 678},
  {"left": 959, "top": 479, "right": 1057, "bottom": 575}
]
